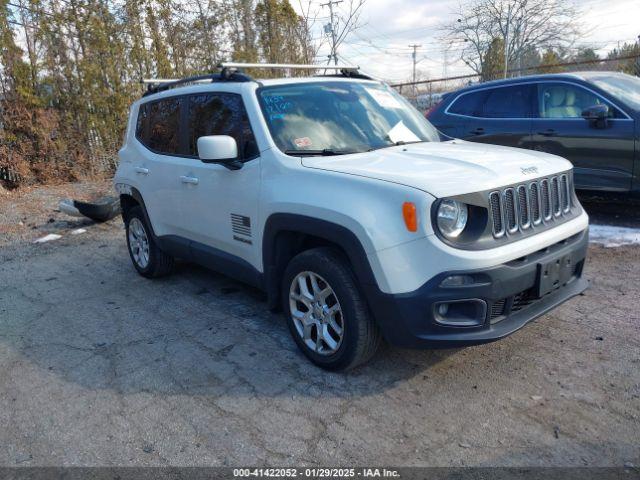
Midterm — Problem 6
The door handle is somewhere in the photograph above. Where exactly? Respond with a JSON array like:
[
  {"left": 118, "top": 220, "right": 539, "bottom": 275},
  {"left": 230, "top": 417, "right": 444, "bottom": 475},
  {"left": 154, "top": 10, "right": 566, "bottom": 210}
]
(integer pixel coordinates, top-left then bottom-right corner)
[
  {"left": 134, "top": 167, "right": 149, "bottom": 175},
  {"left": 537, "top": 129, "right": 556, "bottom": 137},
  {"left": 180, "top": 175, "right": 199, "bottom": 185},
  {"left": 470, "top": 127, "right": 484, "bottom": 135}
]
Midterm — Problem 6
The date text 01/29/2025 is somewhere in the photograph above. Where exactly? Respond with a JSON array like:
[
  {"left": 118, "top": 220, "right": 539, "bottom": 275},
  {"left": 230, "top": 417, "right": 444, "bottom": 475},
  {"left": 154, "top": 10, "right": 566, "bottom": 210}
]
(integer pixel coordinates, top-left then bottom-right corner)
[{"left": 232, "top": 468, "right": 400, "bottom": 477}]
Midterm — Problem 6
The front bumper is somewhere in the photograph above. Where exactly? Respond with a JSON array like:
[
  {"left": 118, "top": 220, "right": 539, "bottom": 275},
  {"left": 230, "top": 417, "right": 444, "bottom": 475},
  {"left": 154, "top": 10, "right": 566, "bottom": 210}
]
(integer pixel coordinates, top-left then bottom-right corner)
[{"left": 363, "top": 228, "right": 589, "bottom": 348}]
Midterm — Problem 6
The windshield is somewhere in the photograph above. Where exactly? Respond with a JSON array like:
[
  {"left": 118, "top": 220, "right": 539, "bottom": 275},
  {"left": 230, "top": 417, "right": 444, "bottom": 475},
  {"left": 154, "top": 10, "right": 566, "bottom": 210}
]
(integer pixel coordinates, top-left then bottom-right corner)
[
  {"left": 258, "top": 81, "right": 440, "bottom": 155},
  {"left": 588, "top": 73, "right": 640, "bottom": 111}
]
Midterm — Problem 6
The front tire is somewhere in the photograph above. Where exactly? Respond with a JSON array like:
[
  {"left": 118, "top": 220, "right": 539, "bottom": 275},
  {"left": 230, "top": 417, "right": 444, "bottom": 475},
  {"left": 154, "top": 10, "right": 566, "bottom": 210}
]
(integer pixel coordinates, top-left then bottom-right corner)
[
  {"left": 125, "top": 205, "right": 174, "bottom": 278},
  {"left": 282, "top": 247, "right": 381, "bottom": 371}
]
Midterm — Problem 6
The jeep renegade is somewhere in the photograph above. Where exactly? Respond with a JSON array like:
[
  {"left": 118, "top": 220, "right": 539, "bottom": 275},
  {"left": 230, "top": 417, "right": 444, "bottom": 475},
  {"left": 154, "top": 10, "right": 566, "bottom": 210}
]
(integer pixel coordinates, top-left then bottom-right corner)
[{"left": 114, "top": 64, "right": 589, "bottom": 371}]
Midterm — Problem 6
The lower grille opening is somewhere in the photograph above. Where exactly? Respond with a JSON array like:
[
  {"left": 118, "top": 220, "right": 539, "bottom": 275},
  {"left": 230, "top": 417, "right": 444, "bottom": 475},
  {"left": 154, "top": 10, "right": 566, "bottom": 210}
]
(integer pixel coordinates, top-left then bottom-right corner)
[
  {"left": 511, "top": 288, "right": 536, "bottom": 312},
  {"left": 490, "top": 299, "right": 506, "bottom": 322}
]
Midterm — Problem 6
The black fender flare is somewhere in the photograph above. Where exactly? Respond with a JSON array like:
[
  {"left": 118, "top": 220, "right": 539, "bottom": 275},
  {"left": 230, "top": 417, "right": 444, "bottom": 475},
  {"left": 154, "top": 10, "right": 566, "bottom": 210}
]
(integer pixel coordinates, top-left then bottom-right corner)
[
  {"left": 118, "top": 186, "right": 157, "bottom": 239},
  {"left": 262, "top": 213, "right": 379, "bottom": 309}
]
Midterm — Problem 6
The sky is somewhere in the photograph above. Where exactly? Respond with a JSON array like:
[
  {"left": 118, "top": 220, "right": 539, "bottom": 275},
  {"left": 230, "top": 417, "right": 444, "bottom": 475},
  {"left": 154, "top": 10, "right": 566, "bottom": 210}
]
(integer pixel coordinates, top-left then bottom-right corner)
[{"left": 296, "top": 0, "right": 640, "bottom": 85}]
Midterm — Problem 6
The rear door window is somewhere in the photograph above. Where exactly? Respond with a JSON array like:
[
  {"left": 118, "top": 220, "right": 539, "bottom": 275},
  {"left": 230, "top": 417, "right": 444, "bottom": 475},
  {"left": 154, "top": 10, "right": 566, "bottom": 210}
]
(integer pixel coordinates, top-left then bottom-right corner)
[
  {"left": 186, "top": 93, "right": 259, "bottom": 161},
  {"left": 145, "top": 98, "right": 182, "bottom": 154},
  {"left": 480, "top": 84, "right": 533, "bottom": 118}
]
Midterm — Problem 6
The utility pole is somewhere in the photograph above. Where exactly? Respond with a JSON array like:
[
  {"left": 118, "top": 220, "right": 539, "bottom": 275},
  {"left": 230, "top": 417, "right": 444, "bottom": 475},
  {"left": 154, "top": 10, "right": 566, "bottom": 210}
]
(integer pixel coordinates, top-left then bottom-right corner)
[
  {"left": 409, "top": 44, "right": 422, "bottom": 97},
  {"left": 504, "top": 3, "right": 512, "bottom": 78},
  {"left": 321, "top": 0, "right": 343, "bottom": 65},
  {"left": 442, "top": 47, "right": 448, "bottom": 91}
]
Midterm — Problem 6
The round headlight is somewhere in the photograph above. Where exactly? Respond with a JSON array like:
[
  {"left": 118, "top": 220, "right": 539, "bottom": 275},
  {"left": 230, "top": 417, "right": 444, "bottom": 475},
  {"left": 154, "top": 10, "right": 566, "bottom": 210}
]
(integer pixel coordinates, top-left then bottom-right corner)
[{"left": 437, "top": 200, "right": 468, "bottom": 239}]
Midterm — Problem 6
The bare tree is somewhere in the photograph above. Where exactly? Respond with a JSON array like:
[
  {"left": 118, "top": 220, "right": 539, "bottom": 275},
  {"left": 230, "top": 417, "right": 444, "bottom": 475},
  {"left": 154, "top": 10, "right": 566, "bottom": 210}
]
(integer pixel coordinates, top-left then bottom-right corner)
[
  {"left": 322, "top": 0, "right": 366, "bottom": 64},
  {"left": 295, "top": 0, "right": 325, "bottom": 64},
  {"left": 442, "top": 0, "right": 580, "bottom": 77}
]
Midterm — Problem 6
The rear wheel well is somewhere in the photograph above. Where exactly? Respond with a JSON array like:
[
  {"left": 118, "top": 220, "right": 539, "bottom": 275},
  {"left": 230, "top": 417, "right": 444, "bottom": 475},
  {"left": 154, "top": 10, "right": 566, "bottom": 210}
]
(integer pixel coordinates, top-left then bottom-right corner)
[
  {"left": 266, "top": 231, "right": 353, "bottom": 311},
  {"left": 119, "top": 194, "right": 140, "bottom": 223}
]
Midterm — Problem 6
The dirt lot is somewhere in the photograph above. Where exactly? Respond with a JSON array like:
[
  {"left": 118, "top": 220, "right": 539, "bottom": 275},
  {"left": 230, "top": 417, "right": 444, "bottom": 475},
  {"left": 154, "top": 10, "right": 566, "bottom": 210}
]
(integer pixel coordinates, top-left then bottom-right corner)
[{"left": 0, "top": 182, "right": 638, "bottom": 467}]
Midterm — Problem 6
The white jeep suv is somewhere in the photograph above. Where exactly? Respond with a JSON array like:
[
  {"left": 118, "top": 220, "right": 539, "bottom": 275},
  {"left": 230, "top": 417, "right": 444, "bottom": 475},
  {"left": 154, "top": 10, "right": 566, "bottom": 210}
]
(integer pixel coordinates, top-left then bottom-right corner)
[{"left": 114, "top": 65, "right": 589, "bottom": 370}]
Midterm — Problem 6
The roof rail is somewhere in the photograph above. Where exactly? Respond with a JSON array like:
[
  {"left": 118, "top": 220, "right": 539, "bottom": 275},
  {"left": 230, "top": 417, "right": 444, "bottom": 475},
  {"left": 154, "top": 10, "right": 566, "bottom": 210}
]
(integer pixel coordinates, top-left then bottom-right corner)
[
  {"left": 141, "top": 70, "right": 253, "bottom": 97},
  {"left": 219, "top": 62, "right": 373, "bottom": 80},
  {"left": 219, "top": 62, "right": 358, "bottom": 71},
  {"left": 141, "top": 62, "right": 373, "bottom": 97}
]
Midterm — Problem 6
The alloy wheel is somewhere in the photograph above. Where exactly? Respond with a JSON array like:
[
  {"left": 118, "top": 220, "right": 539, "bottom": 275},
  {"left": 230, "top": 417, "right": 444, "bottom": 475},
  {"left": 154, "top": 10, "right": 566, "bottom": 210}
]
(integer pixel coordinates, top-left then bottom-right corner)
[
  {"left": 289, "top": 271, "right": 344, "bottom": 355},
  {"left": 128, "top": 217, "right": 150, "bottom": 269}
]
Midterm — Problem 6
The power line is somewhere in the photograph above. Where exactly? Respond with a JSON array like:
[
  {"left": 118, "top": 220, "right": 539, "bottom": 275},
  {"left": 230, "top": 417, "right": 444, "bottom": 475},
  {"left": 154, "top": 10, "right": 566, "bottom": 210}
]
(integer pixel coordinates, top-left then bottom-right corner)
[
  {"left": 390, "top": 53, "right": 640, "bottom": 88},
  {"left": 320, "top": 0, "right": 342, "bottom": 65}
]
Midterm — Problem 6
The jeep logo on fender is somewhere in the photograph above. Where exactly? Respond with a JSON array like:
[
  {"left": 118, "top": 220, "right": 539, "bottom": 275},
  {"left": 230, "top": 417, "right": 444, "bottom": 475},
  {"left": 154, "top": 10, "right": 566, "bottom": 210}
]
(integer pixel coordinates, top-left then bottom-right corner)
[{"left": 521, "top": 166, "right": 539, "bottom": 175}]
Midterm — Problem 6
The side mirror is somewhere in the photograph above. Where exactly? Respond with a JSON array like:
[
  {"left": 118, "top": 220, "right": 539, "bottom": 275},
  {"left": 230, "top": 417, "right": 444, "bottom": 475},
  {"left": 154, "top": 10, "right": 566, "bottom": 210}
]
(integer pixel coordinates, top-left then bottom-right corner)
[
  {"left": 197, "top": 135, "right": 242, "bottom": 170},
  {"left": 581, "top": 104, "right": 609, "bottom": 128}
]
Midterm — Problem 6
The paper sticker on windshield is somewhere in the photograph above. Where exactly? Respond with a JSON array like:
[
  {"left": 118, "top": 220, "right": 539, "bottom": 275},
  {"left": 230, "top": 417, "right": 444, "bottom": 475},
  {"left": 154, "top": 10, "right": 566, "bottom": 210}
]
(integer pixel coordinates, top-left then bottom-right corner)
[
  {"left": 294, "top": 137, "right": 312, "bottom": 148},
  {"left": 388, "top": 121, "right": 420, "bottom": 144},
  {"left": 365, "top": 88, "right": 403, "bottom": 109}
]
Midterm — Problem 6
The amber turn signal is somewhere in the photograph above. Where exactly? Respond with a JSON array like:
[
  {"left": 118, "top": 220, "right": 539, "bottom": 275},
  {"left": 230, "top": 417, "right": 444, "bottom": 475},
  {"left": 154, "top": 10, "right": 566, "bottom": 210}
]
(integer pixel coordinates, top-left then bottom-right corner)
[{"left": 402, "top": 202, "right": 418, "bottom": 232}]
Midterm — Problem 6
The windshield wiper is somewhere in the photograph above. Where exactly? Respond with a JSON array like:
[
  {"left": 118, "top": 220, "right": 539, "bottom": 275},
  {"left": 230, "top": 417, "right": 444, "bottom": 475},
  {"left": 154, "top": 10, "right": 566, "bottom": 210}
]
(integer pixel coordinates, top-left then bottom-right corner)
[
  {"left": 284, "top": 149, "right": 357, "bottom": 156},
  {"left": 367, "top": 140, "right": 427, "bottom": 152}
]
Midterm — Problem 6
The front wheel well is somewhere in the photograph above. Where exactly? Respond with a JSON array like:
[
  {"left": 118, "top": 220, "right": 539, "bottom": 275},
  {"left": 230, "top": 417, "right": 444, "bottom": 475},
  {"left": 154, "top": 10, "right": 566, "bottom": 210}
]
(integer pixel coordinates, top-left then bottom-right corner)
[{"left": 265, "top": 230, "right": 356, "bottom": 311}]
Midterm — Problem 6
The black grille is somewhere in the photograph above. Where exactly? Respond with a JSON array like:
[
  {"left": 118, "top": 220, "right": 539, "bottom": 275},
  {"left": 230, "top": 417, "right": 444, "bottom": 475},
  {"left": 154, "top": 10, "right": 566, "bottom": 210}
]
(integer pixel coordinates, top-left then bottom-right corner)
[
  {"left": 504, "top": 188, "right": 517, "bottom": 232},
  {"left": 489, "top": 192, "right": 503, "bottom": 236},
  {"left": 490, "top": 299, "right": 506, "bottom": 319},
  {"left": 529, "top": 182, "right": 541, "bottom": 224},
  {"left": 560, "top": 174, "right": 570, "bottom": 212},
  {"left": 541, "top": 179, "right": 551, "bottom": 220},
  {"left": 511, "top": 289, "right": 536, "bottom": 312},
  {"left": 517, "top": 185, "right": 529, "bottom": 228},
  {"left": 551, "top": 176, "right": 561, "bottom": 216}
]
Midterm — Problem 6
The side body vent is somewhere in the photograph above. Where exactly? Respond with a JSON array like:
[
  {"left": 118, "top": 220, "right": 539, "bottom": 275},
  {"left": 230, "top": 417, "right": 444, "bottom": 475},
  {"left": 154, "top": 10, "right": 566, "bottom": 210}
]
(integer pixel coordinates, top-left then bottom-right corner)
[{"left": 230, "top": 214, "right": 252, "bottom": 237}]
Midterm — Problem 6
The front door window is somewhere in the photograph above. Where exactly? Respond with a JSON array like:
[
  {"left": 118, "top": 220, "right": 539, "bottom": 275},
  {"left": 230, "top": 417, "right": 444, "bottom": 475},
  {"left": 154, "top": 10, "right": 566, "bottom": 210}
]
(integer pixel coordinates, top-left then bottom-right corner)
[{"left": 536, "top": 83, "right": 622, "bottom": 119}]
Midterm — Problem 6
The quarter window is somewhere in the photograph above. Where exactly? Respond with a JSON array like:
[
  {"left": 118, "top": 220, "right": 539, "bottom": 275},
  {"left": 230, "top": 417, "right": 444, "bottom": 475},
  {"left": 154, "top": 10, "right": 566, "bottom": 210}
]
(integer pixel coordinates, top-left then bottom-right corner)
[
  {"left": 187, "top": 93, "right": 259, "bottom": 161},
  {"left": 448, "top": 90, "right": 487, "bottom": 116},
  {"left": 135, "top": 104, "right": 147, "bottom": 142}
]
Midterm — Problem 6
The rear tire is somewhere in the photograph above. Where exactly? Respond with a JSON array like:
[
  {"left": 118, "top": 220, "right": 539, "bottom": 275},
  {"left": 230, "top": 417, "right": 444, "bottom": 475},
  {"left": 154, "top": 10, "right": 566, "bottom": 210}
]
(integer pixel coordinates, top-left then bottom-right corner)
[
  {"left": 125, "top": 205, "right": 174, "bottom": 278},
  {"left": 282, "top": 247, "right": 381, "bottom": 371}
]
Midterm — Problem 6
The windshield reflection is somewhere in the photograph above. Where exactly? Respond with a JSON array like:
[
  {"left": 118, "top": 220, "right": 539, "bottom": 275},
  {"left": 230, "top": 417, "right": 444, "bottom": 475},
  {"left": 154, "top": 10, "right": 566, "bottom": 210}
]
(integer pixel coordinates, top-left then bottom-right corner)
[
  {"left": 589, "top": 74, "right": 640, "bottom": 111},
  {"left": 258, "top": 81, "right": 440, "bottom": 156}
]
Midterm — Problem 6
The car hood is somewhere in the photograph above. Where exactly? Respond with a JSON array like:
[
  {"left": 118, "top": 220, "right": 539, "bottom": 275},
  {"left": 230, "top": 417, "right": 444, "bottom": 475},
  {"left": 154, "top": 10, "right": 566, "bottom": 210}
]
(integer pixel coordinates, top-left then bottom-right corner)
[{"left": 301, "top": 140, "right": 573, "bottom": 198}]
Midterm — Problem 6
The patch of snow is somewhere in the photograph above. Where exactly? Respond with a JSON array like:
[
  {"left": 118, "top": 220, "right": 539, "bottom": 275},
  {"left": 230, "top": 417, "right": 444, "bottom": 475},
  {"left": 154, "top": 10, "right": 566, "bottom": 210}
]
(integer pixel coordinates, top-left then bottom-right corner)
[
  {"left": 589, "top": 224, "right": 640, "bottom": 248},
  {"left": 70, "top": 228, "right": 87, "bottom": 235},
  {"left": 33, "top": 233, "right": 62, "bottom": 244}
]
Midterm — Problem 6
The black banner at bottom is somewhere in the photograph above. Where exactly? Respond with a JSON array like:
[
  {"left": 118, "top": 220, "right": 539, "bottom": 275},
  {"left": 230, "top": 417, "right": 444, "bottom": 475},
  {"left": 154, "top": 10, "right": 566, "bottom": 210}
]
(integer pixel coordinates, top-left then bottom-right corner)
[{"left": 0, "top": 467, "right": 637, "bottom": 480}]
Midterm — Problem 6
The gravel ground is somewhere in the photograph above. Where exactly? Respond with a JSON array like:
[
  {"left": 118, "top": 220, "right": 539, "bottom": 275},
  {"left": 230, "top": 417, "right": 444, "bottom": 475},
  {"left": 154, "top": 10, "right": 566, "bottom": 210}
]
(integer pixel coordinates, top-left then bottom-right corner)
[{"left": 0, "top": 182, "right": 638, "bottom": 467}]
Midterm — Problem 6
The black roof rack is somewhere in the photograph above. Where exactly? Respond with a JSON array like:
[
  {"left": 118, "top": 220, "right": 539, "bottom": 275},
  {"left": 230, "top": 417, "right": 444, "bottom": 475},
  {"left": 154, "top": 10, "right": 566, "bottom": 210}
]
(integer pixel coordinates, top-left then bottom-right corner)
[
  {"left": 141, "top": 69, "right": 253, "bottom": 97},
  {"left": 141, "top": 62, "right": 374, "bottom": 97},
  {"left": 315, "top": 69, "right": 374, "bottom": 80}
]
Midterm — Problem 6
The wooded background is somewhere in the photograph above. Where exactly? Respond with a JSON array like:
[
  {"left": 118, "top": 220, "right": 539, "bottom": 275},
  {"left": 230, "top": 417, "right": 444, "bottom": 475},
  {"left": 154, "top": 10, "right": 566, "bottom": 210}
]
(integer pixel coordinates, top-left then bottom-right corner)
[
  {"left": 1, "top": 0, "right": 639, "bottom": 187},
  {"left": 0, "top": 0, "right": 323, "bottom": 186}
]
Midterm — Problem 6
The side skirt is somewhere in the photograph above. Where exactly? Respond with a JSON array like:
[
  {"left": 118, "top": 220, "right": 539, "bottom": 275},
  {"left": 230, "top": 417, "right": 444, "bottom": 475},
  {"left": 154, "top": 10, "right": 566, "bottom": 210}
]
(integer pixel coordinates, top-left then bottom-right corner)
[{"left": 157, "top": 235, "right": 264, "bottom": 290}]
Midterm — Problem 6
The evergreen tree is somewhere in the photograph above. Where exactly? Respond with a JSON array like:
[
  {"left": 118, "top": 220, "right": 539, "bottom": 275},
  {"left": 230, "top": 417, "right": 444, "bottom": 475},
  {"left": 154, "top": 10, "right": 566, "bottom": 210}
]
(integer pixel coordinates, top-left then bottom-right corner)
[
  {"left": 538, "top": 49, "right": 563, "bottom": 73},
  {"left": 481, "top": 37, "right": 504, "bottom": 81}
]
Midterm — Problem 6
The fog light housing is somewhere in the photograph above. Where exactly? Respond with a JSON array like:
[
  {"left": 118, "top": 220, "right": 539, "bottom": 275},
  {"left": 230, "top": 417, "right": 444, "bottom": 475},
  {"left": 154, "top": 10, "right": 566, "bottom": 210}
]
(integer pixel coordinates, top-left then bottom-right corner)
[
  {"left": 440, "top": 274, "right": 476, "bottom": 287},
  {"left": 434, "top": 299, "right": 487, "bottom": 327}
]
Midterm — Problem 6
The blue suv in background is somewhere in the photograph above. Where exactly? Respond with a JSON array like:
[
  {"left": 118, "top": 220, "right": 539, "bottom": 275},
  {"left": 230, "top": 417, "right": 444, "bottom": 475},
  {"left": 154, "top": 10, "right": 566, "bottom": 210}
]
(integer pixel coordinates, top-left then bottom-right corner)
[{"left": 427, "top": 72, "right": 640, "bottom": 194}]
